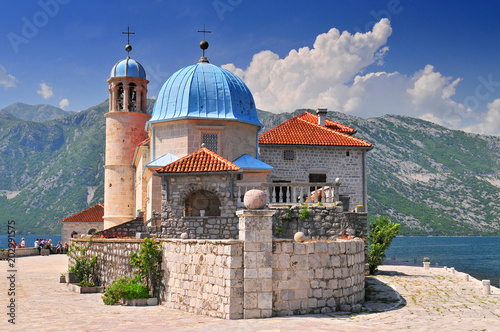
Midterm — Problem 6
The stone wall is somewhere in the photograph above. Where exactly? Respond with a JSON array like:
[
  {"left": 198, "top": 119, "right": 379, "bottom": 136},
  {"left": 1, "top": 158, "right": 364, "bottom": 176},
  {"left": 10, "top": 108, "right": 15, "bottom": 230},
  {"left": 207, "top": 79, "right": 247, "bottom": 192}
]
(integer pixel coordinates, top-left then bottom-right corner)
[
  {"left": 259, "top": 145, "right": 368, "bottom": 208},
  {"left": 272, "top": 239, "right": 365, "bottom": 316},
  {"left": 160, "top": 174, "right": 239, "bottom": 239},
  {"left": 162, "top": 239, "right": 244, "bottom": 319},
  {"left": 272, "top": 205, "right": 368, "bottom": 240},
  {"left": 69, "top": 210, "right": 365, "bottom": 320},
  {"left": 95, "top": 217, "right": 147, "bottom": 238},
  {"left": 68, "top": 238, "right": 142, "bottom": 287}
]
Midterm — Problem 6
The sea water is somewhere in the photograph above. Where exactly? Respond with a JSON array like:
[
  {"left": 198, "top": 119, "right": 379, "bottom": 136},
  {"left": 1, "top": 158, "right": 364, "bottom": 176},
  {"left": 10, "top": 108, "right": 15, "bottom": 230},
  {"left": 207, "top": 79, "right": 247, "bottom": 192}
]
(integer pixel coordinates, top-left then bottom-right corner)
[
  {"left": 385, "top": 236, "right": 500, "bottom": 288},
  {"left": 0, "top": 235, "right": 62, "bottom": 249}
]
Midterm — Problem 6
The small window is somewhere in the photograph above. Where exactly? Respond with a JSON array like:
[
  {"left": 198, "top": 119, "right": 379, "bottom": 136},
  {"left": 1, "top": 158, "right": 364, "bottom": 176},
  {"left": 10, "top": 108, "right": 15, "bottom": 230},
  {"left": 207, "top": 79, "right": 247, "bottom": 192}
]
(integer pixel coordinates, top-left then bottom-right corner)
[
  {"left": 236, "top": 174, "right": 243, "bottom": 180},
  {"left": 309, "top": 173, "right": 327, "bottom": 183},
  {"left": 346, "top": 151, "right": 350, "bottom": 157},
  {"left": 284, "top": 150, "right": 295, "bottom": 160},
  {"left": 202, "top": 133, "right": 218, "bottom": 153}
]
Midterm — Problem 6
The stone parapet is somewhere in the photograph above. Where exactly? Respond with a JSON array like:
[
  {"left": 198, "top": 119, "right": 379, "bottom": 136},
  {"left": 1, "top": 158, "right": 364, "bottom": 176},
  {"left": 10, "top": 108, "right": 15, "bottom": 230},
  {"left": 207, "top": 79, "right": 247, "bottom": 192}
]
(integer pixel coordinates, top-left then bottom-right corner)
[{"left": 272, "top": 205, "right": 367, "bottom": 240}]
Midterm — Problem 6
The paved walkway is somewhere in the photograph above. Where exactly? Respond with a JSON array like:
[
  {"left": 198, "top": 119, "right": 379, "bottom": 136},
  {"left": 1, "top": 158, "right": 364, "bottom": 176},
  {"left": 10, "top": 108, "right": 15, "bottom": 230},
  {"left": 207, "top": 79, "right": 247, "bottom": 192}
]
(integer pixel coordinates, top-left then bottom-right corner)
[{"left": 1, "top": 255, "right": 498, "bottom": 331}]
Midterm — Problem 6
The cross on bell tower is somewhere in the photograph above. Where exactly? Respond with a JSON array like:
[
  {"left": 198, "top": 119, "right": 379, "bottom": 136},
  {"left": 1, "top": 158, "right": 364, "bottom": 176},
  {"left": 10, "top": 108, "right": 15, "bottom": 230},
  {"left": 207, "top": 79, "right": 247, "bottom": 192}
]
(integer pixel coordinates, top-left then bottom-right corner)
[{"left": 122, "top": 25, "right": 135, "bottom": 56}]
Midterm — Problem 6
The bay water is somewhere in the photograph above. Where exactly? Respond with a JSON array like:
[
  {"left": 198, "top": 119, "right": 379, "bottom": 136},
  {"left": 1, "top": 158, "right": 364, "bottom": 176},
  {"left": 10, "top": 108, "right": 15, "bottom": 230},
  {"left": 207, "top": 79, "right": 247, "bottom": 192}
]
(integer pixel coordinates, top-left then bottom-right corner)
[
  {"left": 385, "top": 236, "right": 500, "bottom": 288},
  {"left": 0, "top": 234, "right": 62, "bottom": 249}
]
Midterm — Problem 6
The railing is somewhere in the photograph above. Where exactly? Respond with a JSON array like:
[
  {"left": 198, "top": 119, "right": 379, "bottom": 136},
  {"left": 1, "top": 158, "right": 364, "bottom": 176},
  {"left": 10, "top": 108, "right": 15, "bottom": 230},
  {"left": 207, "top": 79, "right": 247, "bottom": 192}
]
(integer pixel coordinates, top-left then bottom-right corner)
[{"left": 235, "top": 182, "right": 337, "bottom": 207}]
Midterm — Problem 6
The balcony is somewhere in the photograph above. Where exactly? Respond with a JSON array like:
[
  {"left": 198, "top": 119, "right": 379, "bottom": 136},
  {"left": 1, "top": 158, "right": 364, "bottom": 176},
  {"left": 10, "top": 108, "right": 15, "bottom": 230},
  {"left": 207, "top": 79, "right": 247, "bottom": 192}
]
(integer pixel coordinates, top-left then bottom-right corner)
[{"left": 235, "top": 182, "right": 338, "bottom": 207}]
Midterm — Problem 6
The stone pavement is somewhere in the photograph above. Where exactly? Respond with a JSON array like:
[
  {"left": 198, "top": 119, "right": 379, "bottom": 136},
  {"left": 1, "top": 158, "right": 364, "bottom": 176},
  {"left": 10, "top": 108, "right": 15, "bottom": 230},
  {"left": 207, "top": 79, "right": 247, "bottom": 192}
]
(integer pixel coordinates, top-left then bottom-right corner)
[{"left": 1, "top": 255, "right": 498, "bottom": 331}]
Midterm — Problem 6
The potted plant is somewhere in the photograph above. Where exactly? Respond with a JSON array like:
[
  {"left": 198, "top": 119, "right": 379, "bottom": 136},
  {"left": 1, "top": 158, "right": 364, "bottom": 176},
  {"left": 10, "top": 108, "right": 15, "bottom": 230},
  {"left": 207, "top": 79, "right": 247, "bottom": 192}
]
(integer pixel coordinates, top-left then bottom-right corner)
[
  {"left": 60, "top": 273, "right": 66, "bottom": 283},
  {"left": 355, "top": 205, "right": 365, "bottom": 213}
]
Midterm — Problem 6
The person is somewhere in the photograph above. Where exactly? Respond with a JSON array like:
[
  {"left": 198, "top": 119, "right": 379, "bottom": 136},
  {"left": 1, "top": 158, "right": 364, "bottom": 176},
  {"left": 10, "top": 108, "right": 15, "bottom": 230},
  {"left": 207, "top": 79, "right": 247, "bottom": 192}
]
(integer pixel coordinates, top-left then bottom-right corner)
[
  {"left": 10, "top": 240, "right": 17, "bottom": 249},
  {"left": 56, "top": 241, "right": 62, "bottom": 254},
  {"left": 34, "top": 238, "right": 41, "bottom": 254},
  {"left": 63, "top": 242, "right": 69, "bottom": 254},
  {"left": 19, "top": 238, "right": 25, "bottom": 248}
]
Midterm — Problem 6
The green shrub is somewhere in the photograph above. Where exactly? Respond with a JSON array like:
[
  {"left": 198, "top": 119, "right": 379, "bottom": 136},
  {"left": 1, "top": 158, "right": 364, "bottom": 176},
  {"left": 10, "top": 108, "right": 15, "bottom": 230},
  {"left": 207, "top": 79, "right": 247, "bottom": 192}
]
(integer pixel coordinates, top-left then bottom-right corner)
[
  {"left": 67, "top": 240, "right": 97, "bottom": 285},
  {"left": 130, "top": 237, "right": 163, "bottom": 299},
  {"left": 102, "top": 277, "right": 150, "bottom": 305},
  {"left": 299, "top": 208, "right": 310, "bottom": 220},
  {"left": 367, "top": 216, "right": 400, "bottom": 274}
]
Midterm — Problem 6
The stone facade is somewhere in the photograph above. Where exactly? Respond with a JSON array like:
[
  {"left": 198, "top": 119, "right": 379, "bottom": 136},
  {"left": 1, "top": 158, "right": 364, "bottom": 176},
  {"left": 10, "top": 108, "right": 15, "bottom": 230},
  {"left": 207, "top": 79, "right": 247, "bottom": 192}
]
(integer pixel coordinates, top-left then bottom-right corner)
[
  {"left": 259, "top": 145, "right": 368, "bottom": 208},
  {"left": 160, "top": 174, "right": 239, "bottom": 239},
  {"left": 272, "top": 205, "right": 368, "bottom": 240},
  {"left": 151, "top": 119, "right": 260, "bottom": 163},
  {"left": 61, "top": 221, "right": 103, "bottom": 244},
  {"left": 162, "top": 239, "right": 244, "bottom": 319},
  {"left": 272, "top": 239, "right": 365, "bottom": 316},
  {"left": 104, "top": 111, "right": 150, "bottom": 228}
]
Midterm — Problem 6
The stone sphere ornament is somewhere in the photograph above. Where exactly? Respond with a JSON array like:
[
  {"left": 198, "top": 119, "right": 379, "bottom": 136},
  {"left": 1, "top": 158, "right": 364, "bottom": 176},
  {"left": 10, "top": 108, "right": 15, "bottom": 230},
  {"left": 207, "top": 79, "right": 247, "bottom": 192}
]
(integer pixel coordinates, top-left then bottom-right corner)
[
  {"left": 180, "top": 233, "right": 188, "bottom": 239},
  {"left": 294, "top": 232, "right": 305, "bottom": 242},
  {"left": 243, "top": 189, "right": 267, "bottom": 209}
]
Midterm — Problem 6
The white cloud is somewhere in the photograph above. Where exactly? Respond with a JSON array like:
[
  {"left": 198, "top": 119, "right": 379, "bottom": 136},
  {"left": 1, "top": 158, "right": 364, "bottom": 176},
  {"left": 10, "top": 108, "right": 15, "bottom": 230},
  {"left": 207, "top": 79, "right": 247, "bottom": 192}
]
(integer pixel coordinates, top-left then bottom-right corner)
[
  {"left": 59, "top": 98, "right": 69, "bottom": 110},
  {"left": 37, "top": 82, "right": 53, "bottom": 99},
  {"left": 0, "top": 64, "right": 17, "bottom": 89},
  {"left": 462, "top": 99, "right": 500, "bottom": 136},
  {"left": 222, "top": 19, "right": 393, "bottom": 113}
]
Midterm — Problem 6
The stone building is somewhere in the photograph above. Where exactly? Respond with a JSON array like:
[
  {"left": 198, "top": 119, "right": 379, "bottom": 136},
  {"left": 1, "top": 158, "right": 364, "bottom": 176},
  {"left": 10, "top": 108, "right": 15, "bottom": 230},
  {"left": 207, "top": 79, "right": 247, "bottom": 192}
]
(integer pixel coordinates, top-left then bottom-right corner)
[
  {"left": 259, "top": 109, "right": 372, "bottom": 208},
  {"left": 60, "top": 204, "right": 104, "bottom": 243}
]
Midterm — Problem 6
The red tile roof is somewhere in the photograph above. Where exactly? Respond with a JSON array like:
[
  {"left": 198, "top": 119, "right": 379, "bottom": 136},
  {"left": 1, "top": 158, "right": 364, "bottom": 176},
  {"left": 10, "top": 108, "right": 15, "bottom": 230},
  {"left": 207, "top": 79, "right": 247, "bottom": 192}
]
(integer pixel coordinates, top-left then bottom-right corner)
[
  {"left": 156, "top": 147, "right": 241, "bottom": 173},
  {"left": 298, "top": 112, "right": 355, "bottom": 134},
  {"left": 259, "top": 112, "right": 372, "bottom": 147},
  {"left": 61, "top": 204, "right": 104, "bottom": 223},
  {"left": 137, "top": 137, "right": 151, "bottom": 146}
]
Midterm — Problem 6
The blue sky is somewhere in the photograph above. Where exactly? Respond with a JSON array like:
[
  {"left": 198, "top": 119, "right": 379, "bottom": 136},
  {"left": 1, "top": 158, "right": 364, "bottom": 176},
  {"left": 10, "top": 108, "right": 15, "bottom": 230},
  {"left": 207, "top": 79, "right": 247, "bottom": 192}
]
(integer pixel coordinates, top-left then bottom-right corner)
[{"left": 1, "top": 0, "right": 499, "bottom": 135}]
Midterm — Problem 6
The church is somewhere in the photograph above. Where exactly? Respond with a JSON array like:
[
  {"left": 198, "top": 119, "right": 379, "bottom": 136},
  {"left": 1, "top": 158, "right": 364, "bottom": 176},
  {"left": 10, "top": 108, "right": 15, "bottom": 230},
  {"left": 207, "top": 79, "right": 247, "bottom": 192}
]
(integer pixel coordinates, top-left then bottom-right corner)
[{"left": 61, "top": 34, "right": 372, "bottom": 241}]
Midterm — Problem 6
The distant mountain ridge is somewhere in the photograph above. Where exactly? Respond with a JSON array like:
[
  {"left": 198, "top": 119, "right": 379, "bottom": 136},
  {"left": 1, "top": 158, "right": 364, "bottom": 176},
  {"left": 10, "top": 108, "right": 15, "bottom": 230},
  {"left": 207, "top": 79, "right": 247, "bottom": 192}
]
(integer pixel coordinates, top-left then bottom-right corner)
[
  {"left": 0, "top": 102, "right": 498, "bottom": 235},
  {"left": 1, "top": 102, "right": 74, "bottom": 122}
]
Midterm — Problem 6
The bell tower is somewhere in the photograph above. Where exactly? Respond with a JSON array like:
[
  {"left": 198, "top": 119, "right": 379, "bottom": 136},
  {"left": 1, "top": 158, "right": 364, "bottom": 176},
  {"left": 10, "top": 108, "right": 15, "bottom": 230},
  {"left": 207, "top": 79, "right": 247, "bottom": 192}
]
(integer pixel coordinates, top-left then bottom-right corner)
[{"left": 103, "top": 30, "right": 150, "bottom": 229}]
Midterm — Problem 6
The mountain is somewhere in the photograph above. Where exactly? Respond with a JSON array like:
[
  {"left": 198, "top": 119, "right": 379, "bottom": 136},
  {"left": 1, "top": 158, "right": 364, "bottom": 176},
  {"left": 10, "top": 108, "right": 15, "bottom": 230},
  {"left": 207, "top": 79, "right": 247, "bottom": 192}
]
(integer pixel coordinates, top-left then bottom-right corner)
[
  {"left": 0, "top": 103, "right": 498, "bottom": 235},
  {"left": 1, "top": 103, "right": 74, "bottom": 122}
]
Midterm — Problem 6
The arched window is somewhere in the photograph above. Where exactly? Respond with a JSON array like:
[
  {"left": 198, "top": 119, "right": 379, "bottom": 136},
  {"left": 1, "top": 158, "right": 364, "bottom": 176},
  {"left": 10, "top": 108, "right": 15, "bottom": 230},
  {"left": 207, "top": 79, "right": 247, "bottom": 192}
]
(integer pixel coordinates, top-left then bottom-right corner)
[
  {"left": 184, "top": 190, "right": 221, "bottom": 217},
  {"left": 70, "top": 231, "right": 78, "bottom": 238},
  {"left": 88, "top": 228, "right": 97, "bottom": 235},
  {"left": 117, "top": 83, "right": 124, "bottom": 111},
  {"left": 129, "top": 83, "right": 137, "bottom": 112}
]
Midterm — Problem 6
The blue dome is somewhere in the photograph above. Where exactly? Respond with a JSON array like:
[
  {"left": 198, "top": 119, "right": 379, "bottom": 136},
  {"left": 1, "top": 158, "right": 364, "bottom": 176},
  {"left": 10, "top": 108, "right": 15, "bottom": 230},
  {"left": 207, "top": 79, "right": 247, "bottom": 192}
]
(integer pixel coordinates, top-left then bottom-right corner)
[
  {"left": 150, "top": 62, "right": 261, "bottom": 127},
  {"left": 110, "top": 57, "right": 146, "bottom": 79}
]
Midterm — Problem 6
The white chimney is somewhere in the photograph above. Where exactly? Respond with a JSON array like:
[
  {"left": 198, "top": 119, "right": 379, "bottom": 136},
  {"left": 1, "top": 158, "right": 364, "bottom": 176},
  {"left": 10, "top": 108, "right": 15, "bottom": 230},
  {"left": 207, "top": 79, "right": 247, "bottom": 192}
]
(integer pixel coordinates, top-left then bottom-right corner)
[{"left": 316, "top": 108, "right": 327, "bottom": 126}]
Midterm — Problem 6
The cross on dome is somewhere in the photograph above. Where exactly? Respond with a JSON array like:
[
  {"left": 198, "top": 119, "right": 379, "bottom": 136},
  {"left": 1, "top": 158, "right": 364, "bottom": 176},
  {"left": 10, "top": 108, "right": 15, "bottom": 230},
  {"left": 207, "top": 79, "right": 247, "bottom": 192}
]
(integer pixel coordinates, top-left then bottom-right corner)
[{"left": 197, "top": 24, "right": 211, "bottom": 63}]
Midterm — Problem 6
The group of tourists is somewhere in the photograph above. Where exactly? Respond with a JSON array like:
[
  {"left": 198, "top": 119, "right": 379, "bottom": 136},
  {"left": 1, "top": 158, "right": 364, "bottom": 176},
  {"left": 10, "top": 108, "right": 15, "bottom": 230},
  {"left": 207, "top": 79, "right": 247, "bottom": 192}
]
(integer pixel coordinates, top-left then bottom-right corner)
[
  {"left": 32, "top": 238, "right": 69, "bottom": 254},
  {"left": 8, "top": 238, "right": 68, "bottom": 254}
]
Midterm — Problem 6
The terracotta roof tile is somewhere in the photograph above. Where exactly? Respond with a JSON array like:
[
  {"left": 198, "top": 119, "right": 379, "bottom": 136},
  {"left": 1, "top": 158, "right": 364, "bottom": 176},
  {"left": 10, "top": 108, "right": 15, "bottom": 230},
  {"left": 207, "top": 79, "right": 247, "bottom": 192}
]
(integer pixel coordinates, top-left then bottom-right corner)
[
  {"left": 259, "top": 112, "right": 371, "bottom": 147},
  {"left": 61, "top": 204, "right": 104, "bottom": 223},
  {"left": 156, "top": 147, "right": 241, "bottom": 173},
  {"left": 298, "top": 112, "right": 355, "bottom": 134},
  {"left": 137, "top": 137, "right": 150, "bottom": 146}
]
